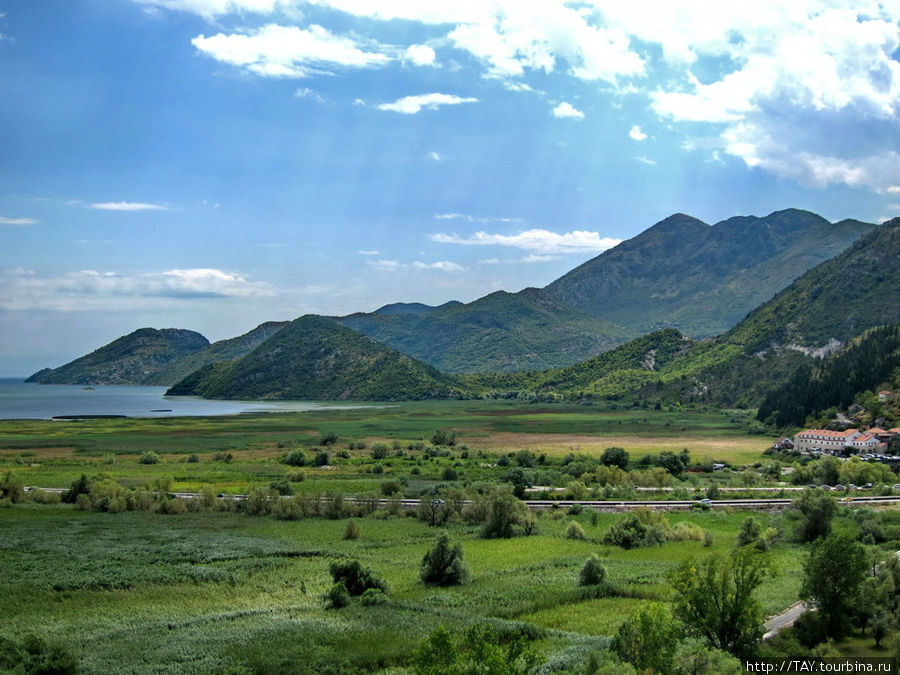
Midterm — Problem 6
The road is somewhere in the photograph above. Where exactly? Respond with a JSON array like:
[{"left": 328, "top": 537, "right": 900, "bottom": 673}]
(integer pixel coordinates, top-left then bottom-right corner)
[{"left": 764, "top": 602, "right": 808, "bottom": 640}]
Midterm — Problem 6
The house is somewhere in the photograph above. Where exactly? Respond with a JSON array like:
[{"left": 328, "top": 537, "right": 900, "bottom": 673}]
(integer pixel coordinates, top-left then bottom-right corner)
[
  {"left": 772, "top": 437, "right": 794, "bottom": 450},
  {"left": 794, "top": 429, "right": 861, "bottom": 453},
  {"left": 878, "top": 390, "right": 893, "bottom": 402}
]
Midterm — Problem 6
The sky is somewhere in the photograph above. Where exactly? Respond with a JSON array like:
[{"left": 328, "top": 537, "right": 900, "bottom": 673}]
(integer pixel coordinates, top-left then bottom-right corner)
[{"left": 1, "top": 0, "right": 899, "bottom": 375}]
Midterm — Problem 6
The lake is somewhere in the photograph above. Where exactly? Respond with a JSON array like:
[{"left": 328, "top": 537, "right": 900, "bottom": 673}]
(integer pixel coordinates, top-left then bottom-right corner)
[{"left": 0, "top": 379, "right": 374, "bottom": 420}]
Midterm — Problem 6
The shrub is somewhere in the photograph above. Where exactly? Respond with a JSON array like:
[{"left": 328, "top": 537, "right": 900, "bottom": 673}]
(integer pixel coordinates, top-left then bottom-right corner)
[
  {"left": 421, "top": 531, "right": 470, "bottom": 587},
  {"left": 289, "top": 470, "right": 306, "bottom": 482},
  {"left": 603, "top": 508, "right": 671, "bottom": 549},
  {"left": 479, "top": 491, "right": 527, "bottom": 539},
  {"left": 269, "top": 479, "right": 293, "bottom": 496},
  {"left": 441, "top": 466, "right": 458, "bottom": 481},
  {"left": 272, "top": 497, "right": 304, "bottom": 521},
  {"left": 360, "top": 588, "right": 389, "bottom": 606},
  {"left": 431, "top": 428, "right": 457, "bottom": 446},
  {"left": 669, "top": 521, "right": 705, "bottom": 542},
  {"left": 737, "top": 516, "right": 763, "bottom": 547},
  {"left": 380, "top": 480, "right": 401, "bottom": 496},
  {"left": 186, "top": 454, "right": 200, "bottom": 463},
  {"left": 213, "top": 451, "right": 233, "bottom": 463},
  {"left": 282, "top": 450, "right": 307, "bottom": 467},
  {"left": 314, "top": 451, "right": 331, "bottom": 467},
  {"left": 579, "top": 554, "right": 608, "bottom": 587},
  {"left": 0, "top": 472, "right": 24, "bottom": 503},
  {"left": 370, "top": 442, "right": 390, "bottom": 460},
  {"left": 566, "top": 520, "right": 586, "bottom": 540},
  {"left": 139, "top": 451, "right": 161, "bottom": 465},
  {"left": 329, "top": 559, "right": 388, "bottom": 596},
  {"left": 325, "top": 582, "right": 350, "bottom": 609},
  {"left": 343, "top": 520, "right": 360, "bottom": 540},
  {"left": 62, "top": 474, "right": 91, "bottom": 504},
  {"left": 319, "top": 431, "right": 338, "bottom": 446}
]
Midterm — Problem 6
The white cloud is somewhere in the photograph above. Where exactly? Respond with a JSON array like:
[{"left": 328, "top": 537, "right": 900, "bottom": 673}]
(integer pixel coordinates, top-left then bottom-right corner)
[
  {"left": 552, "top": 102, "right": 584, "bottom": 119},
  {"left": 357, "top": 249, "right": 380, "bottom": 255},
  {"left": 135, "top": 0, "right": 298, "bottom": 19},
  {"left": 0, "top": 216, "right": 39, "bottom": 225},
  {"left": 294, "top": 86, "right": 325, "bottom": 101},
  {"left": 427, "top": 151, "right": 442, "bottom": 161},
  {"left": 635, "top": 155, "right": 656, "bottom": 165},
  {"left": 628, "top": 125, "right": 647, "bottom": 141},
  {"left": 89, "top": 201, "right": 169, "bottom": 211},
  {"left": 431, "top": 229, "right": 621, "bottom": 254},
  {"left": 0, "top": 268, "right": 274, "bottom": 311},
  {"left": 405, "top": 44, "right": 436, "bottom": 66},
  {"left": 376, "top": 92, "right": 478, "bottom": 114},
  {"left": 369, "top": 259, "right": 465, "bottom": 272},
  {"left": 192, "top": 24, "right": 391, "bottom": 78},
  {"left": 434, "top": 213, "right": 524, "bottom": 224}
]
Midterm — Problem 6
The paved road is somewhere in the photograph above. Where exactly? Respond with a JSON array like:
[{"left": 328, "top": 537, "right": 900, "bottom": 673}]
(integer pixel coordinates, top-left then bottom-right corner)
[{"left": 764, "top": 602, "right": 808, "bottom": 640}]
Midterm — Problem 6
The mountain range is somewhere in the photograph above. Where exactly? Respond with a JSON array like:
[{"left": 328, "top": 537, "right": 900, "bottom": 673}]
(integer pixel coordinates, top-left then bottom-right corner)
[{"left": 26, "top": 210, "right": 896, "bottom": 406}]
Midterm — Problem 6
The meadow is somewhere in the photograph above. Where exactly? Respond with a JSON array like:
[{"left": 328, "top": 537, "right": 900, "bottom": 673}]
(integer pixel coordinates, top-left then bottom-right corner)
[{"left": 1, "top": 402, "right": 897, "bottom": 673}]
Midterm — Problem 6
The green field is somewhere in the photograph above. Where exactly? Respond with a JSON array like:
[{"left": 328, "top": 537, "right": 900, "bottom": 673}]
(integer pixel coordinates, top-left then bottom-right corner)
[{"left": 2, "top": 403, "right": 898, "bottom": 673}]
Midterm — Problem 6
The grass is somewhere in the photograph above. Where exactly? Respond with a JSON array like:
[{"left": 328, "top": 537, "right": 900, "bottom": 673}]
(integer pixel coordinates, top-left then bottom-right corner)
[{"left": 0, "top": 501, "right": 817, "bottom": 673}]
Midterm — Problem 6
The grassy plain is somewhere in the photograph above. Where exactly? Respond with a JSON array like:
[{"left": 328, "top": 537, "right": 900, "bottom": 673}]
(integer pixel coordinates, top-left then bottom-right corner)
[
  {"left": 0, "top": 401, "right": 769, "bottom": 492},
  {"left": 2, "top": 402, "right": 896, "bottom": 672},
  {"left": 1, "top": 504, "right": 806, "bottom": 673}
]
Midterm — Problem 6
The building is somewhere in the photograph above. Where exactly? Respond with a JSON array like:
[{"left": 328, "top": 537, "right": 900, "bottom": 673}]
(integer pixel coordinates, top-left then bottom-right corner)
[{"left": 794, "top": 429, "right": 861, "bottom": 453}]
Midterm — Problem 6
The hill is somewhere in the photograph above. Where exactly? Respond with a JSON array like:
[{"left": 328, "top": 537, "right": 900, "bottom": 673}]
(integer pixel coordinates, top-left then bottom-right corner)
[
  {"left": 148, "top": 321, "right": 288, "bottom": 385},
  {"left": 338, "top": 287, "right": 634, "bottom": 373},
  {"left": 473, "top": 219, "right": 899, "bottom": 407},
  {"left": 545, "top": 209, "right": 874, "bottom": 337},
  {"left": 166, "top": 315, "right": 466, "bottom": 401},
  {"left": 25, "top": 328, "right": 209, "bottom": 386}
]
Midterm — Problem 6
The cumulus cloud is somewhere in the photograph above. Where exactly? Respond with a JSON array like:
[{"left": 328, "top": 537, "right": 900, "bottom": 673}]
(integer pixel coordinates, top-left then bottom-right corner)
[
  {"left": 0, "top": 268, "right": 274, "bottom": 311},
  {"left": 0, "top": 216, "right": 40, "bottom": 225},
  {"left": 405, "top": 44, "right": 436, "bottom": 66},
  {"left": 90, "top": 201, "right": 169, "bottom": 211},
  {"left": 629, "top": 125, "right": 647, "bottom": 141},
  {"left": 431, "top": 229, "right": 621, "bottom": 254},
  {"left": 192, "top": 24, "right": 391, "bottom": 78},
  {"left": 376, "top": 92, "right": 478, "bottom": 113},
  {"left": 552, "top": 102, "right": 584, "bottom": 119}
]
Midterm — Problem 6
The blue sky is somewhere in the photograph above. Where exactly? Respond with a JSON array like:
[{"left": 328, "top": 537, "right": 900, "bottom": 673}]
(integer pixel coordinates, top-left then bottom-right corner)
[{"left": 1, "top": 0, "right": 899, "bottom": 375}]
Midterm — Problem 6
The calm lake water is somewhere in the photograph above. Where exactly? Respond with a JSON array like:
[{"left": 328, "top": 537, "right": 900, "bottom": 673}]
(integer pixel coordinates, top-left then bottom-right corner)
[{"left": 0, "top": 379, "right": 372, "bottom": 420}]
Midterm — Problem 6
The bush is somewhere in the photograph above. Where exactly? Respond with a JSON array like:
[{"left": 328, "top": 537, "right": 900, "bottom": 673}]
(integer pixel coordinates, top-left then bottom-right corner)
[
  {"left": 266, "top": 478, "right": 291, "bottom": 495},
  {"left": 441, "top": 466, "right": 458, "bottom": 481},
  {"left": 314, "top": 451, "right": 331, "bottom": 467},
  {"left": 319, "top": 431, "right": 338, "bottom": 446},
  {"left": 282, "top": 449, "right": 307, "bottom": 467},
  {"left": 62, "top": 474, "right": 91, "bottom": 504},
  {"left": 139, "top": 451, "right": 160, "bottom": 465},
  {"left": 370, "top": 442, "right": 390, "bottom": 460},
  {"left": 479, "top": 491, "right": 527, "bottom": 539},
  {"left": 566, "top": 520, "right": 586, "bottom": 540},
  {"left": 0, "top": 472, "right": 24, "bottom": 503},
  {"left": 579, "top": 554, "right": 608, "bottom": 587},
  {"left": 669, "top": 521, "right": 704, "bottom": 542},
  {"left": 603, "top": 508, "right": 671, "bottom": 549},
  {"left": 431, "top": 428, "right": 458, "bottom": 446},
  {"left": 186, "top": 454, "right": 199, "bottom": 463},
  {"left": 343, "top": 520, "right": 360, "bottom": 540},
  {"left": 329, "top": 559, "right": 388, "bottom": 596},
  {"left": 360, "top": 588, "right": 389, "bottom": 606},
  {"left": 0, "top": 634, "right": 79, "bottom": 674},
  {"left": 421, "top": 531, "right": 470, "bottom": 587},
  {"left": 325, "top": 582, "right": 350, "bottom": 609}
]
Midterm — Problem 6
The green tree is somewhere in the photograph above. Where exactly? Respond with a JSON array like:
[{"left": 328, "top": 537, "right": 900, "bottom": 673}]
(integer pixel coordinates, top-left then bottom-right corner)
[
  {"left": 480, "top": 491, "right": 526, "bottom": 539},
  {"left": 611, "top": 603, "right": 682, "bottom": 674},
  {"left": 603, "top": 508, "right": 671, "bottom": 549},
  {"left": 671, "top": 637, "right": 742, "bottom": 675},
  {"left": 800, "top": 532, "right": 867, "bottom": 639},
  {"left": 669, "top": 546, "right": 773, "bottom": 657},
  {"left": 601, "top": 447, "right": 629, "bottom": 470},
  {"left": 328, "top": 559, "right": 388, "bottom": 596},
  {"left": 793, "top": 488, "right": 836, "bottom": 542},
  {"left": 420, "top": 531, "right": 469, "bottom": 587},
  {"left": 578, "top": 554, "right": 607, "bottom": 587},
  {"left": 737, "top": 516, "right": 763, "bottom": 547}
]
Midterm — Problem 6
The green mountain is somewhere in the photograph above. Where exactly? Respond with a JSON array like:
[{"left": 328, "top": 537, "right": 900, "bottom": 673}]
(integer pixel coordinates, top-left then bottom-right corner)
[
  {"left": 148, "top": 321, "right": 288, "bottom": 385},
  {"left": 338, "top": 287, "right": 634, "bottom": 373},
  {"left": 472, "top": 218, "right": 899, "bottom": 407},
  {"left": 166, "top": 315, "right": 466, "bottom": 401},
  {"left": 545, "top": 209, "right": 874, "bottom": 337},
  {"left": 25, "top": 328, "right": 209, "bottom": 386}
]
